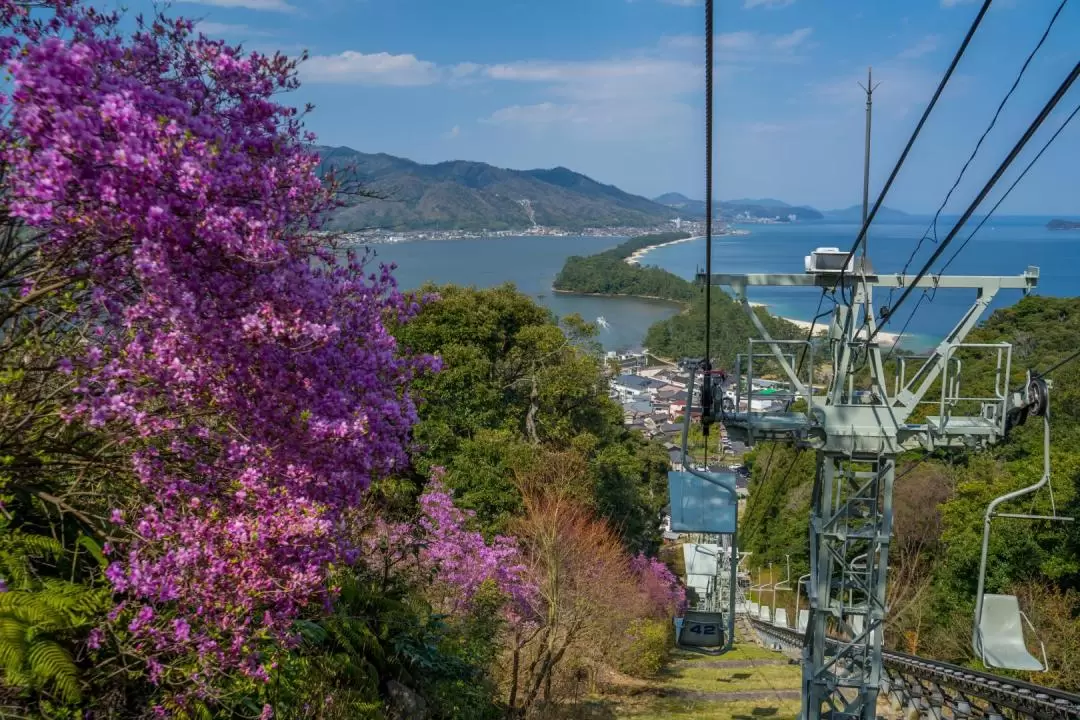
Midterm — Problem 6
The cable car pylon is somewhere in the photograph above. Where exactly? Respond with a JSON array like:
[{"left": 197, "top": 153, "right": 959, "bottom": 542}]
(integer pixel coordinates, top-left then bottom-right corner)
[{"left": 699, "top": 259, "right": 1041, "bottom": 717}]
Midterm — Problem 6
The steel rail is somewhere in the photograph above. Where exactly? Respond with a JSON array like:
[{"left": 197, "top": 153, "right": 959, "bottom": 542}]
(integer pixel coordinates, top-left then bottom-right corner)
[{"left": 748, "top": 617, "right": 1080, "bottom": 717}]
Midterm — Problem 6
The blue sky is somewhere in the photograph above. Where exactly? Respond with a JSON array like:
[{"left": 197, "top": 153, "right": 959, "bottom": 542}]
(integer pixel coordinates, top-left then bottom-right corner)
[{"left": 107, "top": 0, "right": 1077, "bottom": 214}]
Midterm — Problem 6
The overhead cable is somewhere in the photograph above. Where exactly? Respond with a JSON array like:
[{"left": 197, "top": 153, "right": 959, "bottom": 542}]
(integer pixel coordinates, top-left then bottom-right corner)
[
  {"left": 892, "top": 0, "right": 1070, "bottom": 306},
  {"left": 835, "top": 0, "right": 994, "bottom": 304},
  {"left": 701, "top": 0, "right": 715, "bottom": 430},
  {"left": 887, "top": 101, "right": 1079, "bottom": 356},
  {"left": 869, "top": 61, "right": 1080, "bottom": 344}
]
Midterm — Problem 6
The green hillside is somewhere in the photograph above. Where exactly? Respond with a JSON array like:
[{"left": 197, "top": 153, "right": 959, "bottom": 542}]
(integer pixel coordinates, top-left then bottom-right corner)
[{"left": 316, "top": 146, "right": 678, "bottom": 231}]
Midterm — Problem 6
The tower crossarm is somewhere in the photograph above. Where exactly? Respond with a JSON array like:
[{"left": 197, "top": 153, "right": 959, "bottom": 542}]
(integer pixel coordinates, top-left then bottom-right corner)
[
  {"left": 697, "top": 268, "right": 1039, "bottom": 292},
  {"left": 698, "top": 267, "right": 1040, "bottom": 455}
]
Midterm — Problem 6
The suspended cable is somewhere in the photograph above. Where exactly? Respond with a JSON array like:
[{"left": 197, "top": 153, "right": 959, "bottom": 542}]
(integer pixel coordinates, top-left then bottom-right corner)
[
  {"left": 835, "top": 0, "right": 994, "bottom": 305},
  {"left": 1035, "top": 347, "right": 1080, "bottom": 380},
  {"left": 939, "top": 102, "right": 1080, "bottom": 275},
  {"left": 700, "top": 0, "right": 715, "bottom": 439},
  {"left": 886, "top": 101, "right": 1079, "bottom": 357},
  {"left": 870, "top": 61, "right": 1080, "bottom": 344},
  {"left": 889, "top": 0, "right": 1070, "bottom": 310}
]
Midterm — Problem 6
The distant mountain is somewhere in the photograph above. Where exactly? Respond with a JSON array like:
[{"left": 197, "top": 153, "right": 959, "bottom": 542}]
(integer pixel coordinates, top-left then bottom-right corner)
[
  {"left": 315, "top": 146, "right": 678, "bottom": 231},
  {"left": 1047, "top": 218, "right": 1080, "bottom": 231},
  {"left": 726, "top": 198, "right": 792, "bottom": 209},
  {"left": 652, "top": 192, "right": 706, "bottom": 217},
  {"left": 823, "top": 204, "right": 914, "bottom": 223},
  {"left": 652, "top": 193, "right": 823, "bottom": 221}
]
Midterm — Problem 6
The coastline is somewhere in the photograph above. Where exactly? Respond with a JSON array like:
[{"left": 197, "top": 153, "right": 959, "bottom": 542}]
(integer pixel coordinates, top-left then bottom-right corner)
[
  {"left": 747, "top": 301, "right": 899, "bottom": 345},
  {"left": 624, "top": 235, "right": 704, "bottom": 265},
  {"left": 551, "top": 288, "right": 689, "bottom": 307}
]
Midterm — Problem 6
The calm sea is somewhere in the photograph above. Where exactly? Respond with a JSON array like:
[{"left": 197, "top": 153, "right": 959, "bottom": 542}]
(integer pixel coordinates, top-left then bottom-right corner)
[
  {"left": 354, "top": 218, "right": 1080, "bottom": 354},
  {"left": 356, "top": 235, "right": 683, "bottom": 351}
]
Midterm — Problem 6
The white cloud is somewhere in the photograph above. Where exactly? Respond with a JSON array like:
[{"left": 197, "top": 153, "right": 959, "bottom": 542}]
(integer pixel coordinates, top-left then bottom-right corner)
[
  {"left": 483, "top": 103, "right": 581, "bottom": 126},
  {"left": 300, "top": 51, "right": 441, "bottom": 86},
  {"left": 771, "top": 27, "right": 813, "bottom": 50},
  {"left": 482, "top": 58, "right": 700, "bottom": 99},
  {"left": 444, "top": 125, "right": 461, "bottom": 139},
  {"left": 177, "top": 0, "right": 295, "bottom": 12},
  {"left": 940, "top": 0, "right": 977, "bottom": 6},
  {"left": 477, "top": 55, "right": 702, "bottom": 141},
  {"left": 665, "top": 29, "right": 814, "bottom": 61},
  {"left": 194, "top": 21, "right": 272, "bottom": 37},
  {"left": 745, "top": 0, "right": 796, "bottom": 8},
  {"left": 714, "top": 31, "right": 758, "bottom": 52},
  {"left": 451, "top": 62, "right": 481, "bottom": 78},
  {"left": 810, "top": 63, "right": 968, "bottom": 119},
  {"left": 897, "top": 34, "right": 941, "bottom": 60}
]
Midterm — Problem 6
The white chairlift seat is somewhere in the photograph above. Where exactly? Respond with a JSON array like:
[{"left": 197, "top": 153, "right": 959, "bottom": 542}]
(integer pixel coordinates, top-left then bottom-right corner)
[
  {"left": 774, "top": 608, "right": 789, "bottom": 628},
  {"left": 976, "top": 594, "right": 1046, "bottom": 672},
  {"left": 797, "top": 609, "right": 809, "bottom": 633},
  {"left": 749, "top": 601, "right": 759, "bottom": 615},
  {"left": 849, "top": 615, "right": 865, "bottom": 636},
  {"left": 758, "top": 605, "right": 771, "bottom": 622}
]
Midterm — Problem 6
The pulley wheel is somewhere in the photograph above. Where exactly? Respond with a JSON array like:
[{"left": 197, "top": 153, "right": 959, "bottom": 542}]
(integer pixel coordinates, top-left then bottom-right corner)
[
  {"left": 1027, "top": 377, "right": 1049, "bottom": 417},
  {"left": 721, "top": 396, "right": 735, "bottom": 413}
]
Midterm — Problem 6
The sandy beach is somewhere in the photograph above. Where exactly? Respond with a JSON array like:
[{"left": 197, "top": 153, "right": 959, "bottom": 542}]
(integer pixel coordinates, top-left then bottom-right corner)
[
  {"left": 623, "top": 235, "right": 899, "bottom": 345},
  {"left": 748, "top": 301, "right": 899, "bottom": 345},
  {"left": 624, "top": 235, "right": 703, "bottom": 265}
]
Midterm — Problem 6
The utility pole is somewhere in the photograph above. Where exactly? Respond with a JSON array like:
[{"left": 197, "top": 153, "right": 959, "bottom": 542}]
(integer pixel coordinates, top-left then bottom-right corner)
[
  {"left": 857, "top": 68, "right": 880, "bottom": 262},
  {"left": 696, "top": 263, "right": 1041, "bottom": 719}
]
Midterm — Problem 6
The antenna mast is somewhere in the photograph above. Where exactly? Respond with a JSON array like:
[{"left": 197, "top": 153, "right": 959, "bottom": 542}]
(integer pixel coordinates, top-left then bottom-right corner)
[{"left": 858, "top": 67, "right": 880, "bottom": 262}]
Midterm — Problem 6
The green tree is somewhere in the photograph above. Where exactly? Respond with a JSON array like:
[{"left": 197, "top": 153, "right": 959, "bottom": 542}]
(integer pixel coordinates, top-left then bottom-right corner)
[{"left": 391, "top": 283, "right": 668, "bottom": 549}]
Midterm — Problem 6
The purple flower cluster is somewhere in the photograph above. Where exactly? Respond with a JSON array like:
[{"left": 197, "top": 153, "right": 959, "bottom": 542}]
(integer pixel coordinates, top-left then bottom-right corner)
[
  {"left": 630, "top": 553, "right": 687, "bottom": 617},
  {"left": 0, "top": 0, "right": 434, "bottom": 686},
  {"left": 372, "top": 472, "right": 534, "bottom": 617}
]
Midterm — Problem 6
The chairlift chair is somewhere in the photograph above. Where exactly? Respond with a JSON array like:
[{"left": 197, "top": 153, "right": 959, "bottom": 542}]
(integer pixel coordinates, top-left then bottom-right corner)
[{"left": 972, "top": 376, "right": 1073, "bottom": 672}]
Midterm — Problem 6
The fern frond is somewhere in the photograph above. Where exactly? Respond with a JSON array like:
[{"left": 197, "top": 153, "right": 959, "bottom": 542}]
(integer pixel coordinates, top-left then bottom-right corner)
[
  {"left": 26, "top": 641, "right": 80, "bottom": 702},
  {"left": 0, "top": 595, "right": 67, "bottom": 632},
  {"left": 13, "top": 534, "right": 63, "bottom": 561}
]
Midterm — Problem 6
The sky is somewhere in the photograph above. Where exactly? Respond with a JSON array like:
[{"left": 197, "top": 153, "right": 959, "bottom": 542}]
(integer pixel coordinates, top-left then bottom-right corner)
[{"left": 102, "top": 0, "right": 1078, "bottom": 214}]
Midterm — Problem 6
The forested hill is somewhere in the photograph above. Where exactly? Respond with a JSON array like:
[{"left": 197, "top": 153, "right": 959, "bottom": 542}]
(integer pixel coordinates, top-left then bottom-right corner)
[
  {"left": 314, "top": 145, "right": 678, "bottom": 231},
  {"left": 740, "top": 294, "right": 1080, "bottom": 690},
  {"left": 552, "top": 232, "right": 804, "bottom": 366},
  {"left": 652, "top": 193, "right": 824, "bottom": 221},
  {"left": 552, "top": 232, "right": 698, "bottom": 302}
]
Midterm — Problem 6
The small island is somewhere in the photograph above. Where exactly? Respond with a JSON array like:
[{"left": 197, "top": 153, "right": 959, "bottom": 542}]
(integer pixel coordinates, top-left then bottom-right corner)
[{"left": 1047, "top": 218, "right": 1080, "bottom": 231}]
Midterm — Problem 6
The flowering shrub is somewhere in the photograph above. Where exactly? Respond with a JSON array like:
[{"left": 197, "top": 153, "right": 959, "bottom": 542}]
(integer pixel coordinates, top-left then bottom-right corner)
[
  {"left": 630, "top": 552, "right": 687, "bottom": 617},
  {"left": 0, "top": 0, "right": 435, "bottom": 699},
  {"left": 369, "top": 472, "right": 533, "bottom": 617}
]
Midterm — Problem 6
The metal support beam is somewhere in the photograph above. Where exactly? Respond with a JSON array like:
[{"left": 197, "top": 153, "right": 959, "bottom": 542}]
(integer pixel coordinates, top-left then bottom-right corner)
[
  {"left": 804, "top": 454, "right": 894, "bottom": 719},
  {"left": 698, "top": 265, "right": 1040, "bottom": 720}
]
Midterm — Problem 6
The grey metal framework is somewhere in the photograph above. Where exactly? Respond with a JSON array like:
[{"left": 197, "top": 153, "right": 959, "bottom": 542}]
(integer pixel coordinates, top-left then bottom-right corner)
[{"left": 695, "top": 265, "right": 1042, "bottom": 720}]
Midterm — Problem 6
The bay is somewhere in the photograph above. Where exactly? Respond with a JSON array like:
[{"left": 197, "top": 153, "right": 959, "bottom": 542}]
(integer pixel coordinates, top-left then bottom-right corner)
[
  {"left": 641, "top": 217, "right": 1080, "bottom": 352},
  {"left": 355, "top": 235, "right": 683, "bottom": 351},
  {"left": 353, "top": 218, "right": 1080, "bottom": 356}
]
